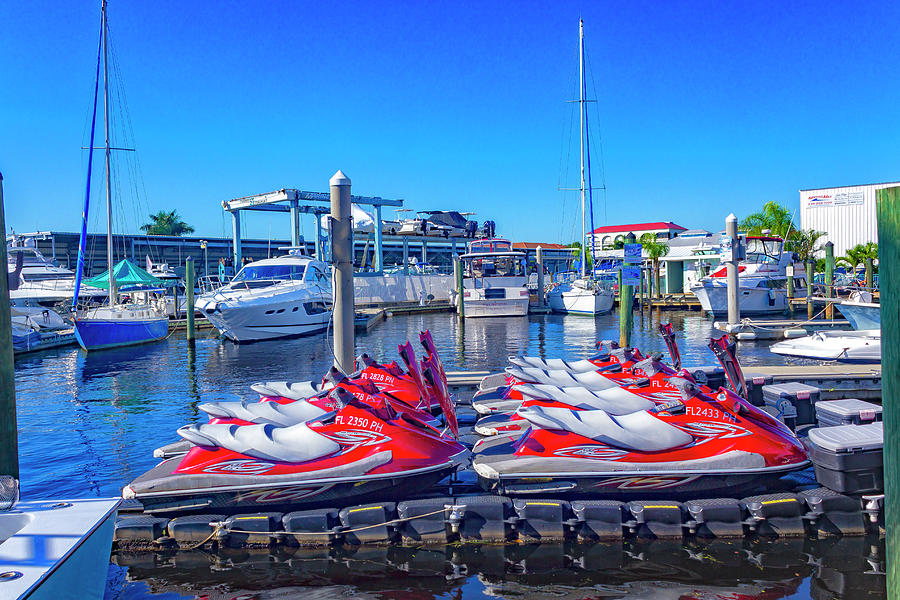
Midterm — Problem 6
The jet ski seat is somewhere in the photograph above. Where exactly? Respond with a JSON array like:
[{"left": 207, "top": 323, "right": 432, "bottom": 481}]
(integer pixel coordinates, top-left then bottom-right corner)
[
  {"left": 507, "top": 357, "right": 601, "bottom": 372},
  {"left": 516, "top": 405, "right": 692, "bottom": 452},
  {"left": 200, "top": 400, "right": 326, "bottom": 427},
  {"left": 505, "top": 367, "right": 619, "bottom": 391},
  {"left": 251, "top": 380, "right": 332, "bottom": 400},
  {"left": 516, "top": 383, "right": 655, "bottom": 414},
  {"left": 177, "top": 421, "right": 342, "bottom": 463}
]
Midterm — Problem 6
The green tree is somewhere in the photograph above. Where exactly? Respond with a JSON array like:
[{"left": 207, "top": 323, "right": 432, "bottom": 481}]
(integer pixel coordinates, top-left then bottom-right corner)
[
  {"left": 640, "top": 233, "right": 669, "bottom": 298},
  {"left": 740, "top": 201, "right": 795, "bottom": 238},
  {"left": 838, "top": 243, "right": 878, "bottom": 275},
  {"left": 787, "top": 228, "right": 826, "bottom": 262},
  {"left": 140, "top": 210, "right": 195, "bottom": 236}
]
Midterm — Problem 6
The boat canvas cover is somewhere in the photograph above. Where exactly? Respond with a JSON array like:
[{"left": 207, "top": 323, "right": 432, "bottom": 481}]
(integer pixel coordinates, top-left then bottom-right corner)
[
  {"left": 84, "top": 259, "right": 165, "bottom": 291},
  {"left": 425, "top": 211, "right": 468, "bottom": 229}
]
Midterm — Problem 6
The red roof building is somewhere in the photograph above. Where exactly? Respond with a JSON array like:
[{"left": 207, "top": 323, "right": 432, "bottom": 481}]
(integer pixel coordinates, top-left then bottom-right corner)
[{"left": 588, "top": 222, "right": 686, "bottom": 250}]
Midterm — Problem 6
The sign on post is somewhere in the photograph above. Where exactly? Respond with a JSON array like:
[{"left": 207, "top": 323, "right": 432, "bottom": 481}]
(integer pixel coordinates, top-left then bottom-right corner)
[{"left": 622, "top": 265, "right": 641, "bottom": 286}]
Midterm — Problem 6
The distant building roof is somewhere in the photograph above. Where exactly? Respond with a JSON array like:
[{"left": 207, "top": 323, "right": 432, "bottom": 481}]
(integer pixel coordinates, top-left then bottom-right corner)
[
  {"left": 513, "top": 242, "right": 569, "bottom": 250},
  {"left": 590, "top": 222, "right": 687, "bottom": 234},
  {"left": 678, "top": 229, "right": 712, "bottom": 237}
]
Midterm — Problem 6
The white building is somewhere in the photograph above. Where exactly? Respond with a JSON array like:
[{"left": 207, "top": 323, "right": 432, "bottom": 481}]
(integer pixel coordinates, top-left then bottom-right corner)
[{"left": 799, "top": 182, "right": 897, "bottom": 257}]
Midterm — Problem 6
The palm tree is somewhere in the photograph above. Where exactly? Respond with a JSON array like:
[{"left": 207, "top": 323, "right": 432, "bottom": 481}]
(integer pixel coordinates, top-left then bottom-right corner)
[
  {"left": 838, "top": 243, "right": 876, "bottom": 277},
  {"left": 740, "top": 201, "right": 795, "bottom": 238},
  {"left": 640, "top": 233, "right": 669, "bottom": 298},
  {"left": 787, "top": 228, "right": 826, "bottom": 262},
  {"left": 140, "top": 210, "right": 195, "bottom": 236}
]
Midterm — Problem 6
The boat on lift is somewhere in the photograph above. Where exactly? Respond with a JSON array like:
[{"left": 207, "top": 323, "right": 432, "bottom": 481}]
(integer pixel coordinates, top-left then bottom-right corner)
[
  {"left": 689, "top": 236, "right": 807, "bottom": 316},
  {"left": 450, "top": 239, "right": 530, "bottom": 317},
  {"left": 196, "top": 250, "right": 333, "bottom": 342}
]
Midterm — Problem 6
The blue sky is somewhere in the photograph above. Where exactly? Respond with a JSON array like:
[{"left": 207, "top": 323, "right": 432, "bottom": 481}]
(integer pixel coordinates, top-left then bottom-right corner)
[{"left": 3, "top": 1, "right": 899, "bottom": 244}]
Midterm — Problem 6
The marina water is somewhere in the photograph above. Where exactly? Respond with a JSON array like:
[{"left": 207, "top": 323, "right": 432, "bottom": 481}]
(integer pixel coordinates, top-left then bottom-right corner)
[{"left": 13, "top": 311, "right": 883, "bottom": 599}]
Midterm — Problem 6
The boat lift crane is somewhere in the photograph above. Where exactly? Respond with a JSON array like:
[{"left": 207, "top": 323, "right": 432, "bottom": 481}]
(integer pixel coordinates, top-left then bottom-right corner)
[{"left": 223, "top": 188, "right": 403, "bottom": 273}]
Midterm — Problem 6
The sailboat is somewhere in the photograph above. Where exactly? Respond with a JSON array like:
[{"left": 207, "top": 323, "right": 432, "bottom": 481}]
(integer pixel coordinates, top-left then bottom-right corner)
[
  {"left": 547, "top": 20, "right": 615, "bottom": 316},
  {"left": 72, "top": 0, "right": 169, "bottom": 351}
]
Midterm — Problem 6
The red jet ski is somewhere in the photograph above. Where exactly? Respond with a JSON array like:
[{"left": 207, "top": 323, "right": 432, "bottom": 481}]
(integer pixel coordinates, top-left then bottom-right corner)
[
  {"left": 472, "top": 373, "right": 809, "bottom": 498},
  {"left": 127, "top": 338, "right": 466, "bottom": 514}
]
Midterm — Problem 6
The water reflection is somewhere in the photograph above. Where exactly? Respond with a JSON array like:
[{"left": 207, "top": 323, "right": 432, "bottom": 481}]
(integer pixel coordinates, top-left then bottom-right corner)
[{"left": 110, "top": 536, "right": 885, "bottom": 599}]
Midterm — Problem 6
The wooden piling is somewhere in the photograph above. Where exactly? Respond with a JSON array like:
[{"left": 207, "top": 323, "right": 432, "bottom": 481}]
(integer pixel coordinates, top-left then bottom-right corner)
[
  {"left": 0, "top": 172, "right": 18, "bottom": 479},
  {"left": 806, "top": 260, "right": 814, "bottom": 320},
  {"left": 455, "top": 256, "right": 465, "bottom": 318},
  {"left": 619, "top": 234, "right": 635, "bottom": 347},
  {"left": 824, "top": 242, "right": 835, "bottom": 319},
  {"left": 536, "top": 246, "right": 545, "bottom": 308},
  {"left": 865, "top": 257, "right": 874, "bottom": 292},
  {"left": 185, "top": 256, "right": 196, "bottom": 346},
  {"left": 876, "top": 186, "right": 899, "bottom": 596}
]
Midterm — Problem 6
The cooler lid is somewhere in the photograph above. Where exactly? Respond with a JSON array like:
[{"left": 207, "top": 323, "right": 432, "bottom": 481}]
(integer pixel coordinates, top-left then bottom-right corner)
[
  {"left": 762, "top": 382, "right": 821, "bottom": 401},
  {"left": 815, "top": 399, "right": 882, "bottom": 419},
  {"left": 808, "top": 422, "right": 883, "bottom": 453}
]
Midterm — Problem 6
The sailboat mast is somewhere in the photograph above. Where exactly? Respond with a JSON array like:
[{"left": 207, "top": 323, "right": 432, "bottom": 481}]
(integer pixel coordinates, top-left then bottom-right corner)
[
  {"left": 578, "top": 19, "right": 586, "bottom": 278},
  {"left": 102, "top": 0, "right": 116, "bottom": 306}
]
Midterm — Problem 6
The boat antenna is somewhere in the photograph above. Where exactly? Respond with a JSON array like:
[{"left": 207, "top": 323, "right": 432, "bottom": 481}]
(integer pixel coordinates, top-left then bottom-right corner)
[{"left": 72, "top": 6, "right": 104, "bottom": 311}]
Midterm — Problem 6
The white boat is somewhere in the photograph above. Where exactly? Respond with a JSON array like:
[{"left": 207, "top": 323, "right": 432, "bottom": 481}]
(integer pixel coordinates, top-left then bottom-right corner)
[
  {"left": 547, "top": 274, "right": 615, "bottom": 315},
  {"left": 546, "top": 21, "right": 615, "bottom": 316},
  {"left": 689, "top": 236, "right": 808, "bottom": 316},
  {"left": 770, "top": 329, "right": 880, "bottom": 362},
  {"left": 837, "top": 293, "right": 881, "bottom": 331},
  {"left": 452, "top": 239, "right": 529, "bottom": 317},
  {"left": 0, "top": 494, "right": 120, "bottom": 600},
  {"left": 196, "top": 252, "right": 333, "bottom": 342},
  {"left": 7, "top": 238, "right": 106, "bottom": 307}
]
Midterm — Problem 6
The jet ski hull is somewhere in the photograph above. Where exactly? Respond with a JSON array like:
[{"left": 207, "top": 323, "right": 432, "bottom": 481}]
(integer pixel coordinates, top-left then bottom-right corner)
[
  {"left": 473, "top": 438, "right": 808, "bottom": 498},
  {"left": 129, "top": 455, "right": 464, "bottom": 515}
]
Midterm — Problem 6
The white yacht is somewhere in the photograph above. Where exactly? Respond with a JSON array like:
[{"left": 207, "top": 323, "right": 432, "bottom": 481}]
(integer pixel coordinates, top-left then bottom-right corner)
[
  {"left": 7, "top": 239, "right": 106, "bottom": 307},
  {"left": 689, "top": 236, "right": 807, "bottom": 316},
  {"left": 451, "top": 239, "right": 529, "bottom": 317},
  {"left": 547, "top": 272, "right": 615, "bottom": 315},
  {"left": 196, "top": 251, "right": 333, "bottom": 342}
]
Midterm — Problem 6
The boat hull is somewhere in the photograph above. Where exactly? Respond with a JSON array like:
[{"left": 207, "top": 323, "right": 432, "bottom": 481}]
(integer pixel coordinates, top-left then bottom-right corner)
[
  {"left": 690, "top": 282, "right": 799, "bottom": 316},
  {"left": 74, "top": 315, "right": 168, "bottom": 350},
  {"left": 547, "top": 285, "right": 614, "bottom": 315},
  {"left": 836, "top": 301, "right": 881, "bottom": 330},
  {"left": 770, "top": 330, "right": 881, "bottom": 362},
  {"left": 474, "top": 462, "right": 809, "bottom": 499},
  {"left": 199, "top": 296, "right": 331, "bottom": 342},
  {"left": 131, "top": 458, "right": 460, "bottom": 515}
]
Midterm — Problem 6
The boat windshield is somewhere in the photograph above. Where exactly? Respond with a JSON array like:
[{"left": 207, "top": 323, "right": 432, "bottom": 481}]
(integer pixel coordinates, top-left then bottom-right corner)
[
  {"left": 232, "top": 264, "right": 305, "bottom": 283},
  {"left": 467, "top": 256, "right": 525, "bottom": 278},
  {"left": 745, "top": 238, "right": 782, "bottom": 264}
]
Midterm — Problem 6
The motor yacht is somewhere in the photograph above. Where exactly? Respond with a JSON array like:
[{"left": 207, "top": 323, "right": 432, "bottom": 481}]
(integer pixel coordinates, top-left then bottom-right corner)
[
  {"left": 451, "top": 239, "right": 529, "bottom": 317},
  {"left": 689, "top": 236, "right": 807, "bottom": 316},
  {"left": 196, "top": 251, "right": 333, "bottom": 342},
  {"left": 7, "top": 238, "right": 106, "bottom": 307}
]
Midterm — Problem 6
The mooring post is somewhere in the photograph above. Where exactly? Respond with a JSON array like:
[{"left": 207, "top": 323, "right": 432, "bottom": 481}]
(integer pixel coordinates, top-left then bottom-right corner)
[
  {"left": 876, "top": 186, "right": 899, "bottom": 597},
  {"left": 726, "top": 213, "right": 740, "bottom": 328},
  {"left": 824, "top": 241, "right": 835, "bottom": 319},
  {"left": 185, "top": 256, "right": 196, "bottom": 345},
  {"left": 865, "top": 257, "right": 874, "bottom": 292},
  {"left": 330, "top": 170, "right": 355, "bottom": 374},
  {"left": 619, "top": 233, "right": 635, "bottom": 348},
  {"left": 455, "top": 256, "right": 465, "bottom": 318},
  {"left": 536, "top": 246, "right": 545, "bottom": 308},
  {"left": 402, "top": 237, "right": 409, "bottom": 275},
  {"left": 639, "top": 264, "right": 644, "bottom": 314},
  {"left": 786, "top": 263, "right": 794, "bottom": 315},
  {"left": 0, "top": 172, "right": 19, "bottom": 479},
  {"left": 806, "top": 260, "right": 814, "bottom": 319}
]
